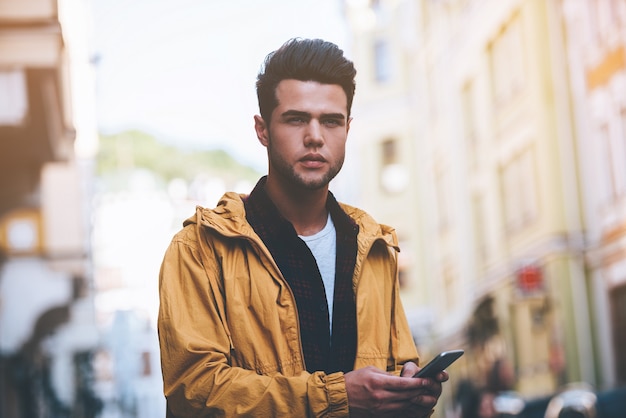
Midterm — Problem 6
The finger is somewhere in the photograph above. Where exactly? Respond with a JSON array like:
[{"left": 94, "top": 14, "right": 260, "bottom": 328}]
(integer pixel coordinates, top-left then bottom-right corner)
[
  {"left": 379, "top": 375, "right": 426, "bottom": 393},
  {"left": 408, "top": 392, "right": 440, "bottom": 410},
  {"left": 404, "top": 380, "right": 442, "bottom": 402},
  {"left": 435, "top": 370, "right": 449, "bottom": 382},
  {"left": 422, "top": 380, "right": 443, "bottom": 397},
  {"left": 400, "top": 362, "right": 419, "bottom": 377}
]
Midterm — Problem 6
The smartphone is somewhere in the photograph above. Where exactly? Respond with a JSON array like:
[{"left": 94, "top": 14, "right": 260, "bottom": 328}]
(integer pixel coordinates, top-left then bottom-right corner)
[{"left": 414, "top": 349, "right": 464, "bottom": 378}]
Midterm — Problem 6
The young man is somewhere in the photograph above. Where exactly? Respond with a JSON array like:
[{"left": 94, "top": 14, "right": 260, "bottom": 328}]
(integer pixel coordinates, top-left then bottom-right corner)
[{"left": 158, "top": 38, "right": 448, "bottom": 417}]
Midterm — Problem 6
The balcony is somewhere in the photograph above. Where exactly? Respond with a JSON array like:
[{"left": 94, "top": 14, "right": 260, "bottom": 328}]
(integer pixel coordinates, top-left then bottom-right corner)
[{"left": 0, "top": 0, "right": 75, "bottom": 216}]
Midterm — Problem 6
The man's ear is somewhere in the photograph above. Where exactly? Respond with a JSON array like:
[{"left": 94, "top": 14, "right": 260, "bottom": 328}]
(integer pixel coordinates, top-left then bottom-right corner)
[
  {"left": 254, "top": 115, "right": 269, "bottom": 147},
  {"left": 346, "top": 116, "right": 352, "bottom": 135}
]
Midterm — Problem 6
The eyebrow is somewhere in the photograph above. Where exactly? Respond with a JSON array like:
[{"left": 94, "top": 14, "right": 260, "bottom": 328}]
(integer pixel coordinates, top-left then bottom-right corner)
[{"left": 281, "top": 110, "right": 346, "bottom": 120}]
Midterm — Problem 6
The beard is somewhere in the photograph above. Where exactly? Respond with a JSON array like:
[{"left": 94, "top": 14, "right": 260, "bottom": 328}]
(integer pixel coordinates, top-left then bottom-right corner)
[{"left": 266, "top": 138, "right": 344, "bottom": 191}]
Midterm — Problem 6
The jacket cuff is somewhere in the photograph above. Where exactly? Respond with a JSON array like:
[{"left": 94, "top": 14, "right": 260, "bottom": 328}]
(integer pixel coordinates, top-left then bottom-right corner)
[{"left": 324, "top": 372, "right": 349, "bottom": 416}]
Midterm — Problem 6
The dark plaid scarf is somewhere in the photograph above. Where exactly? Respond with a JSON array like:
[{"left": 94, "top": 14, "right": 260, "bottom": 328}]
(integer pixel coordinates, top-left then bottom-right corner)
[{"left": 243, "top": 177, "right": 359, "bottom": 374}]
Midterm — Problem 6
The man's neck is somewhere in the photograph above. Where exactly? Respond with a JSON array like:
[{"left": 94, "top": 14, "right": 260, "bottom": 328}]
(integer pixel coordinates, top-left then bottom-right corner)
[{"left": 264, "top": 177, "right": 329, "bottom": 236}]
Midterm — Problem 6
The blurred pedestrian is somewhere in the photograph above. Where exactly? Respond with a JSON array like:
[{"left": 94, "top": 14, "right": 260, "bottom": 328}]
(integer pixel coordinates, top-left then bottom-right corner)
[
  {"left": 543, "top": 383, "right": 597, "bottom": 418},
  {"left": 157, "top": 38, "right": 450, "bottom": 417},
  {"left": 454, "top": 380, "right": 498, "bottom": 418}
]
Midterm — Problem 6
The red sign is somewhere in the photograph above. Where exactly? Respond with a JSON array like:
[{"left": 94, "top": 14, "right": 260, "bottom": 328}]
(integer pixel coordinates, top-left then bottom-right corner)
[{"left": 517, "top": 265, "right": 543, "bottom": 293}]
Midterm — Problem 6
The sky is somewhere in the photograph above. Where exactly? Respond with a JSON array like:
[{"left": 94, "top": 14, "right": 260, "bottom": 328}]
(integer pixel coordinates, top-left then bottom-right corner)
[{"left": 91, "top": 0, "right": 351, "bottom": 171}]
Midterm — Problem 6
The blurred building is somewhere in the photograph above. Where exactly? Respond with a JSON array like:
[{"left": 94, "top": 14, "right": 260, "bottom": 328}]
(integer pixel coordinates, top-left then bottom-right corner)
[
  {"left": 0, "top": 0, "right": 101, "bottom": 416},
  {"left": 339, "top": 0, "right": 433, "bottom": 347},
  {"left": 343, "top": 0, "right": 625, "bottom": 411},
  {"left": 93, "top": 309, "right": 164, "bottom": 418},
  {"left": 561, "top": 0, "right": 626, "bottom": 389}
]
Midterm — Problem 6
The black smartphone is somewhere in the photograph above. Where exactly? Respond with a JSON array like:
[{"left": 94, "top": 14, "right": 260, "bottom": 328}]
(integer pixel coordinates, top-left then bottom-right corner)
[{"left": 414, "top": 349, "right": 464, "bottom": 378}]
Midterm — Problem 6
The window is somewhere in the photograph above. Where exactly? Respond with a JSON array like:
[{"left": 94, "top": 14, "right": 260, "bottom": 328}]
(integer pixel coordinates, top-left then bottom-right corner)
[
  {"left": 600, "top": 124, "right": 620, "bottom": 203},
  {"left": 489, "top": 14, "right": 526, "bottom": 106},
  {"left": 442, "top": 262, "right": 458, "bottom": 309},
  {"left": 462, "top": 80, "right": 478, "bottom": 168},
  {"left": 472, "top": 193, "right": 488, "bottom": 268},
  {"left": 609, "top": 0, "right": 624, "bottom": 28},
  {"left": 435, "top": 165, "right": 452, "bottom": 232},
  {"left": 501, "top": 148, "right": 538, "bottom": 233},
  {"left": 141, "top": 351, "right": 152, "bottom": 376},
  {"left": 373, "top": 39, "right": 392, "bottom": 83},
  {"left": 0, "top": 70, "right": 28, "bottom": 126},
  {"left": 426, "top": 71, "right": 438, "bottom": 120},
  {"left": 381, "top": 138, "right": 397, "bottom": 165},
  {"left": 419, "top": 0, "right": 432, "bottom": 38},
  {"left": 379, "top": 138, "right": 408, "bottom": 193},
  {"left": 589, "top": 0, "right": 622, "bottom": 46}
]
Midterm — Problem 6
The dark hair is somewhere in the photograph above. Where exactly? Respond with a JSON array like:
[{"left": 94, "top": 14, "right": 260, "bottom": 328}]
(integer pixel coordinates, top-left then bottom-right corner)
[{"left": 256, "top": 38, "right": 357, "bottom": 125}]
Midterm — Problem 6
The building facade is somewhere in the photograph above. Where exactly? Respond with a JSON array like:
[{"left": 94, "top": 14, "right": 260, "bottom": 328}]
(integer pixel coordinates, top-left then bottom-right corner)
[
  {"left": 340, "top": 0, "right": 437, "bottom": 350},
  {"left": 561, "top": 0, "right": 626, "bottom": 388},
  {"left": 343, "top": 0, "right": 624, "bottom": 412},
  {"left": 0, "top": 0, "right": 101, "bottom": 416}
]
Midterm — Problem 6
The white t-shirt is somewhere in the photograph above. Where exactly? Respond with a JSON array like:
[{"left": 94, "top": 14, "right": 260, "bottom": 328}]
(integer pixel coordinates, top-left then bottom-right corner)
[{"left": 299, "top": 213, "right": 336, "bottom": 332}]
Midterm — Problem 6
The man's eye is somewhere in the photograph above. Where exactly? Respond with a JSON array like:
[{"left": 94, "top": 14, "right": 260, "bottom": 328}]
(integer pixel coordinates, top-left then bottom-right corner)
[
  {"left": 287, "top": 117, "right": 305, "bottom": 124},
  {"left": 323, "top": 119, "right": 341, "bottom": 127}
]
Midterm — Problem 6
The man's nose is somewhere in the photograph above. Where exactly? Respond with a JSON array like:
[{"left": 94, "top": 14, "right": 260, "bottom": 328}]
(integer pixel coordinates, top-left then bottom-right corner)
[{"left": 304, "top": 120, "right": 324, "bottom": 147}]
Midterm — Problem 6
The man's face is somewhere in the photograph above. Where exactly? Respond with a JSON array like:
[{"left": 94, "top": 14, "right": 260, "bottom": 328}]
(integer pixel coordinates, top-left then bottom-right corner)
[{"left": 254, "top": 79, "right": 351, "bottom": 191}]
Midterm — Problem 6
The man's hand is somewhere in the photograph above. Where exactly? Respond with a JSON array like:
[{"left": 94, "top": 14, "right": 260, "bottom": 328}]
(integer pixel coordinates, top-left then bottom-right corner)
[{"left": 344, "top": 363, "right": 448, "bottom": 418}]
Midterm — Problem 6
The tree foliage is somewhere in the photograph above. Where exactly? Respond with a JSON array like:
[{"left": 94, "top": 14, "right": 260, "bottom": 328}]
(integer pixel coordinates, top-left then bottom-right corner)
[{"left": 96, "top": 130, "right": 261, "bottom": 189}]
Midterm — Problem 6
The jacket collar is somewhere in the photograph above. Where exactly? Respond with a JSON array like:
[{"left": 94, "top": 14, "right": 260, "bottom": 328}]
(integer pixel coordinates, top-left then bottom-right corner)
[
  {"left": 183, "top": 177, "right": 399, "bottom": 251},
  {"left": 242, "top": 176, "right": 358, "bottom": 238}
]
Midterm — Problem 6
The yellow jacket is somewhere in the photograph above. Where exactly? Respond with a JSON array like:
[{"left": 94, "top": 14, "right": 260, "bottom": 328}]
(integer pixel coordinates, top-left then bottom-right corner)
[{"left": 158, "top": 192, "right": 420, "bottom": 417}]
